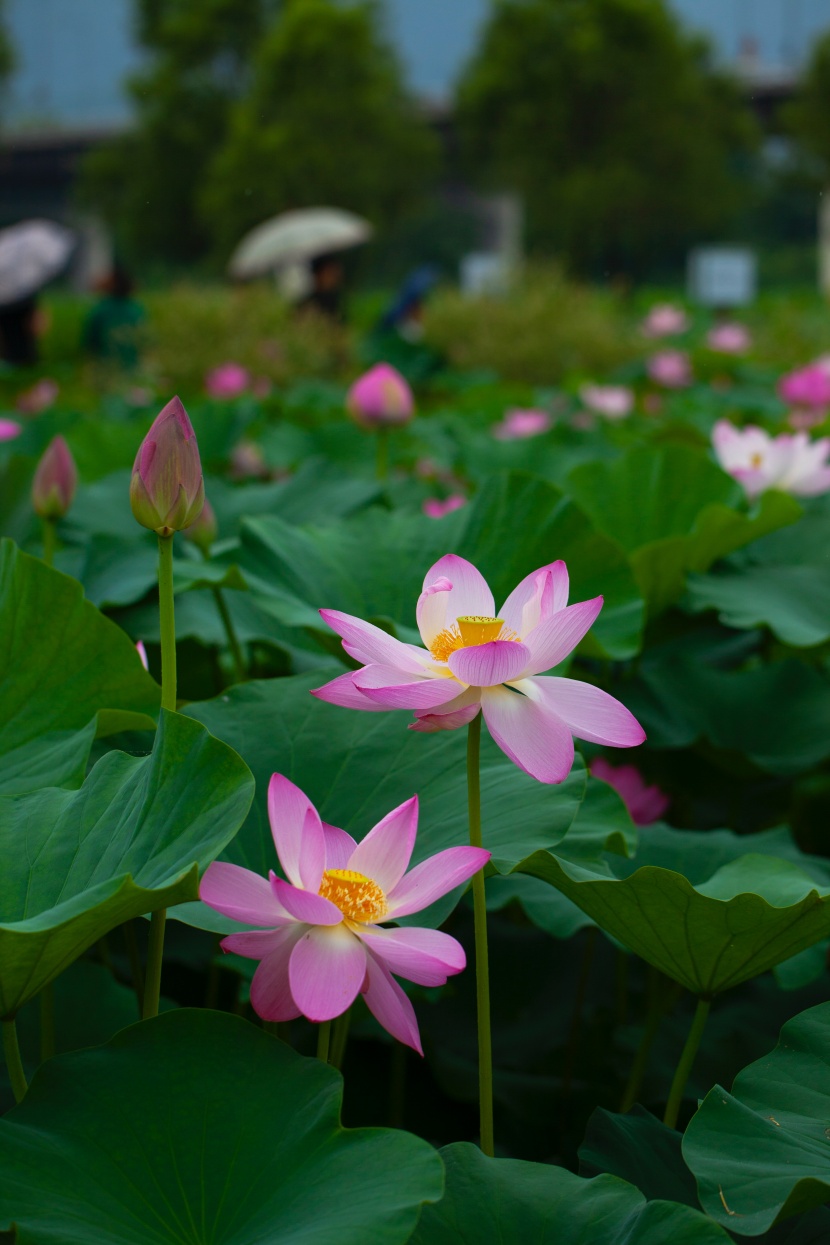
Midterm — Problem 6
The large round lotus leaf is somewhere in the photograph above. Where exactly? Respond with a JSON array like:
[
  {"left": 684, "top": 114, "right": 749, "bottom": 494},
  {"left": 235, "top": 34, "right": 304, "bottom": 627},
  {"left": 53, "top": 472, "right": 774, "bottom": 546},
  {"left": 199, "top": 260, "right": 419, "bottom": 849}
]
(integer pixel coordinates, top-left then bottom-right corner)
[
  {"left": 0, "top": 540, "right": 160, "bottom": 794},
  {"left": 683, "top": 1002, "right": 830, "bottom": 1236},
  {"left": 181, "top": 673, "right": 598, "bottom": 933},
  {"left": 0, "top": 710, "right": 254, "bottom": 1017},
  {"left": 514, "top": 849, "right": 830, "bottom": 996},
  {"left": 0, "top": 1009, "right": 444, "bottom": 1245},
  {"left": 235, "top": 471, "right": 644, "bottom": 660},
  {"left": 409, "top": 1142, "right": 730, "bottom": 1243}
]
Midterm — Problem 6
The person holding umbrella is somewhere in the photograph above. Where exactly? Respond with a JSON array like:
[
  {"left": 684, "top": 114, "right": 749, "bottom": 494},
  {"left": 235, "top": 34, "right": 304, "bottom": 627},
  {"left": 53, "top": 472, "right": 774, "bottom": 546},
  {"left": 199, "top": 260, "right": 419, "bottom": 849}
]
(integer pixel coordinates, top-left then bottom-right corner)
[{"left": 0, "top": 220, "right": 75, "bottom": 367}]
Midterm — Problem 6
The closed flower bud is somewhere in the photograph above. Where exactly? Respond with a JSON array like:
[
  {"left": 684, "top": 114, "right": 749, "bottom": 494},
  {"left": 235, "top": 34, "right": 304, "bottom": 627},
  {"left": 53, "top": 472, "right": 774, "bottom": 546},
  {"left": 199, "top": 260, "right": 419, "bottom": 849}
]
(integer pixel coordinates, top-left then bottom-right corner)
[
  {"left": 32, "top": 435, "right": 77, "bottom": 519},
  {"left": 130, "top": 396, "right": 205, "bottom": 537},
  {"left": 184, "top": 495, "right": 218, "bottom": 555},
  {"left": 347, "top": 363, "right": 414, "bottom": 429}
]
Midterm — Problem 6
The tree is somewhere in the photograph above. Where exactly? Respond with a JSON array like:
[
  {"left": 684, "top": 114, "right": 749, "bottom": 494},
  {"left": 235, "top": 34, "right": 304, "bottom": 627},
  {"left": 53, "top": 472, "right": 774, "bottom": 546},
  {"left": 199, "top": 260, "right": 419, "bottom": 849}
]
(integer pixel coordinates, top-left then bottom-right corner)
[
  {"left": 198, "top": 0, "right": 438, "bottom": 260},
  {"left": 456, "top": 0, "right": 757, "bottom": 277},
  {"left": 785, "top": 30, "right": 830, "bottom": 177}
]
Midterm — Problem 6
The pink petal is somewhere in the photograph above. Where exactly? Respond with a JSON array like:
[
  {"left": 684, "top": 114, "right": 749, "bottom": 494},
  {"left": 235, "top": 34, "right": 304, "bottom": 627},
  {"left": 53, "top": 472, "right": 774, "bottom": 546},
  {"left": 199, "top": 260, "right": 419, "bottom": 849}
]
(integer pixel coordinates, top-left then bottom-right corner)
[
  {"left": 447, "top": 639, "right": 530, "bottom": 688},
  {"left": 310, "top": 670, "right": 389, "bottom": 712},
  {"left": 409, "top": 701, "right": 481, "bottom": 733},
  {"left": 221, "top": 929, "right": 290, "bottom": 959},
  {"left": 322, "top": 822, "right": 358, "bottom": 869},
  {"left": 416, "top": 576, "right": 452, "bottom": 648},
  {"left": 268, "top": 774, "right": 325, "bottom": 891},
  {"left": 199, "top": 861, "right": 291, "bottom": 926},
  {"left": 362, "top": 950, "right": 423, "bottom": 1054},
  {"left": 481, "top": 683, "right": 575, "bottom": 783},
  {"left": 356, "top": 925, "right": 465, "bottom": 986},
  {"left": 351, "top": 664, "right": 464, "bottom": 709},
  {"left": 533, "top": 677, "right": 646, "bottom": 747},
  {"left": 270, "top": 875, "right": 343, "bottom": 925},
  {"left": 422, "top": 554, "right": 494, "bottom": 622},
  {"left": 346, "top": 796, "right": 418, "bottom": 892},
  {"left": 499, "top": 562, "right": 569, "bottom": 636},
  {"left": 289, "top": 924, "right": 367, "bottom": 1021},
  {"left": 385, "top": 845, "right": 490, "bottom": 918},
  {"left": 521, "top": 597, "right": 604, "bottom": 675},
  {"left": 249, "top": 927, "right": 305, "bottom": 1021},
  {"left": 318, "top": 609, "right": 428, "bottom": 673}
]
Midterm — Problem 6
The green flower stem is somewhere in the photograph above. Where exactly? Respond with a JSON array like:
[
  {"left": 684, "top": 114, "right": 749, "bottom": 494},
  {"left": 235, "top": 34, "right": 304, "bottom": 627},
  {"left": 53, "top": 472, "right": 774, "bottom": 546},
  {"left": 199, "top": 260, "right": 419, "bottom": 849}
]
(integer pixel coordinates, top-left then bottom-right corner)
[
  {"left": 142, "top": 909, "right": 166, "bottom": 1020},
  {"left": 123, "top": 920, "right": 145, "bottom": 1016},
  {"left": 157, "top": 534, "right": 177, "bottom": 711},
  {"left": 2, "top": 1018, "right": 28, "bottom": 1103},
  {"left": 40, "top": 983, "right": 55, "bottom": 1062},
  {"left": 316, "top": 1019, "right": 332, "bottom": 1064},
  {"left": 211, "top": 587, "right": 247, "bottom": 684},
  {"left": 663, "top": 996, "right": 712, "bottom": 1129},
  {"left": 41, "top": 517, "right": 56, "bottom": 568},
  {"left": 376, "top": 428, "right": 389, "bottom": 480},
  {"left": 620, "top": 972, "right": 681, "bottom": 1114},
  {"left": 330, "top": 1008, "right": 352, "bottom": 1070},
  {"left": 467, "top": 711, "right": 495, "bottom": 1157}
]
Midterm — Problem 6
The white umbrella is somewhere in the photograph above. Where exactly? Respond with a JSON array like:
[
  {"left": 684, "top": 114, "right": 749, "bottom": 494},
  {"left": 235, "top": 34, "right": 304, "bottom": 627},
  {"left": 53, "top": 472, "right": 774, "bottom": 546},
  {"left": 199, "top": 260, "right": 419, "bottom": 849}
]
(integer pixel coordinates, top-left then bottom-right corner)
[
  {"left": 228, "top": 208, "right": 373, "bottom": 280},
  {"left": 0, "top": 219, "right": 75, "bottom": 307}
]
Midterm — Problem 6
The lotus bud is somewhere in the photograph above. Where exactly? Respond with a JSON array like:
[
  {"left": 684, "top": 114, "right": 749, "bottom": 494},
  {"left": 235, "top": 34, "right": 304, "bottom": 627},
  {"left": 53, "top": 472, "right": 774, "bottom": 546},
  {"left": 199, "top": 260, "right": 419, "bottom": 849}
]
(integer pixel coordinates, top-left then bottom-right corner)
[
  {"left": 130, "top": 396, "right": 205, "bottom": 537},
  {"left": 32, "top": 435, "right": 77, "bottom": 519},
  {"left": 347, "top": 363, "right": 414, "bottom": 429},
  {"left": 184, "top": 495, "right": 218, "bottom": 555}
]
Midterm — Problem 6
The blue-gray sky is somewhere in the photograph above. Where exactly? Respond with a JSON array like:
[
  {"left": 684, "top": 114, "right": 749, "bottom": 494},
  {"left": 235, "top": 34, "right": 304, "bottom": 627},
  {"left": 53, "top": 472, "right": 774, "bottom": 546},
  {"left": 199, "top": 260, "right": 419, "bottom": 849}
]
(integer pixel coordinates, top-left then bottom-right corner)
[{"left": 5, "top": 0, "right": 830, "bottom": 130}]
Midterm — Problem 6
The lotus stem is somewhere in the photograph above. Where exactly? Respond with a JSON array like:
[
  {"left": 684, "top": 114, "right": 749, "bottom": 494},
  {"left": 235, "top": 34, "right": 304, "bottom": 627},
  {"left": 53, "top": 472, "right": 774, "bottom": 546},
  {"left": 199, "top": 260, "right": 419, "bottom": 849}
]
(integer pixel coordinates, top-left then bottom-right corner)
[
  {"left": 316, "top": 1019, "right": 332, "bottom": 1064},
  {"left": 663, "top": 995, "right": 711, "bottom": 1129},
  {"left": 211, "top": 587, "right": 247, "bottom": 684},
  {"left": 2, "top": 1018, "right": 28, "bottom": 1103},
  {"left": 467, "top": 711, "right": 495, "bottom": 1157},
  {"left": 41, "top": 517, "right": 56, "bottom": 568},
  {"left": 142, "top": 909, "right": 166, "bottom": 1020},
  {"left": 40, "top": 982, "right": 55, "bottom": 1062},
  {"left": 376, "top": 428, "right": 389, "bottom": 481},
  {"left": 330, "top": 1008, "right": 352, "bottom": 1070}
]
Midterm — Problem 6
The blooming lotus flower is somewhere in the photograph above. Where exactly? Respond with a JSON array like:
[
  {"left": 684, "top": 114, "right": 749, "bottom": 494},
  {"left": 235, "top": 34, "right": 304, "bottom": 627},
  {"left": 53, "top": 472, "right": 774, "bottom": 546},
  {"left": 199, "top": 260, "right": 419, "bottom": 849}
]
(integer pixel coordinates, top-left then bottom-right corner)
[
  {"left": 0, "top": 418, "right": 21, "bottom": 442},
  {"left": 347, "top": 363, "right": 414, "bottom": 428},
  {"left": 706, "top": 323, "right": 751, "bottom": 355},
  {"left": 200, "top": 776, "right": 489, "bottom": 1053},
  {"left": 591, "top": 758, "right": 669, "bottom": 826},
  {"left": 579, "top": 384, "right": 634, "bottom": 420},
  {"left": 205, "top": 362, "right": 250, "bottom": 399},
  {"left": 641, "top": 304, "right": 689, "bottom": 337},
  {"left": 647, "top": 350, "right": 692, "bottom": 389},
  {"left": 312, "top": 555, "right": 645, "bottom": 784},
  {"left": 492, "top": 409, "right": 551, "bottom": 440},
  {"left": 778, "top": 364, "right": 830, "bottom": 411},
  {"left": 712, "top": 419, "right": 830, "bottom": 498},
  {"left": 423, "top": 494, "right": 467, "bottom": 519},
  {"left": 31, "top": 435, "right": 77, "bottom": 519},
  {"left": 130, "top": 396, "right": 205, "bottom": 537},
  {"left": 16, "top": 378, "right": 58, "bottom": 414}
]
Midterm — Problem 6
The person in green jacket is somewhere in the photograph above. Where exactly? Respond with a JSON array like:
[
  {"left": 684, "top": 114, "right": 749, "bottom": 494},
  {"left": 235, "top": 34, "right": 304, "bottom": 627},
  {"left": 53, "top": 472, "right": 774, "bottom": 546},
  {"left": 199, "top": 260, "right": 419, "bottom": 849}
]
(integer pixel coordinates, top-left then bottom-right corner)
[{"left": 83, "top": 265, "right": 146, "bottom": 369}]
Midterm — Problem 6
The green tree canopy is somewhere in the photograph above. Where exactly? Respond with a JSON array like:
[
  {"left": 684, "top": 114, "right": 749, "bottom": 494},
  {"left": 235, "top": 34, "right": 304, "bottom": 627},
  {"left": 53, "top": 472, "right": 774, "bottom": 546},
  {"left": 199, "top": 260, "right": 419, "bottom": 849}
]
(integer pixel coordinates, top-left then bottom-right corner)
[
  {"left": 784, "top": 29, "right": 830, "bottom": 176},
  {"left": 198, "top": 0, "right": 438, "bottom": 261},
  {"left": 456, "top": 0, "right": 757, "bottom": 277}
]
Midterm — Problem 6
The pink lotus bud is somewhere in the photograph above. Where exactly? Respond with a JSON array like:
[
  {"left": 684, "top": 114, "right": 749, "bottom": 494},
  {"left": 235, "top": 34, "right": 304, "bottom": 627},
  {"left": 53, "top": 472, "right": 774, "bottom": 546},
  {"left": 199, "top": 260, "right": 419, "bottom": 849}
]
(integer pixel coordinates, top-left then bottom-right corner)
[
  {"left": 347, "top": 363, "right": 414, "bottom": 428},
  {"left": 205, "top": 362, "right": 250, "bottom": 399},
  {"left": 647, "top": 350, "right": 692, "bottom": 389},
  {"left": 706, "top": 323, "right": 751, "bottom": 354},
  {"left": 579, "top": 385, "right": 634, "bottom": 419},
  {"left": 778, "top": 364, "right": 830, "bottom": 411},
  {"left": 130, "top": 396, "right": 205, "bottom": 537},
  {"left": 136, "top": 640, "right": 149, "bottom": 670},
  {"left": 0, "top": 418, "right": 22, "bottom": 442},
  {"left": 184, "top": 495, "right": 218, "bottom": 554},
  {"left": 32, "top": 435, "right": 78, "bottom": 519},
  {"left": 16, "top": 378, "right": 59, "bottom": 414},
  {"left": 641, "top": 304, "right": 688, "bottom": 338},
  {"left": 492, "top": 409, "right": 552, "bottom": 440},
  {"left": 422, "top": 494, "right": 467, "bottom": 519}
]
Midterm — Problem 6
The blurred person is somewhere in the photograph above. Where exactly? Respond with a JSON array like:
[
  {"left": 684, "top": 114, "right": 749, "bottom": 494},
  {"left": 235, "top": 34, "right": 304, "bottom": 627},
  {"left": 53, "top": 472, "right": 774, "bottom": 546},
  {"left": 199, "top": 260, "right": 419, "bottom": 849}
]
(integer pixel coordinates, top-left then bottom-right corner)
[
  {"left": 365, "top": 265, "right": 444, "bottom": 380},
  {"left": 0, "top": 295, "right": 40, "bottom": 367},
  {"left": 296, "top": 252, "right": 345, "bottom": 322},
  {"left": 83, "top": 265, "right": 146, "bottom": 369}
]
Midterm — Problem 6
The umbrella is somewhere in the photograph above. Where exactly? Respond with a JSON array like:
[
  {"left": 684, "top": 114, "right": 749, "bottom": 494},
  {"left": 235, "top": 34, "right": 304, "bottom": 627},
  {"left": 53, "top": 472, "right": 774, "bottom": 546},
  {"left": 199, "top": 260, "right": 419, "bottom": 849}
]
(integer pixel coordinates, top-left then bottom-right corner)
[
  {"left": 228, "top": 208, "right": 373, "bottom": 280},
  {"left": 0, "top": 219, "right": 75, "bottom": 307}
]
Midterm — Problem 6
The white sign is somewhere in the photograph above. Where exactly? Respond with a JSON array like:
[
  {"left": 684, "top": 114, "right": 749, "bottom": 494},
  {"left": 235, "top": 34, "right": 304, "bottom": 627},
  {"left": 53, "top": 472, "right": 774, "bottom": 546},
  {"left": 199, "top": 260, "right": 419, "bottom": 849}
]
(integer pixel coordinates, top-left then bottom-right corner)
[{"left": 687, "top": 247, "right": 757, "bottom": 307}]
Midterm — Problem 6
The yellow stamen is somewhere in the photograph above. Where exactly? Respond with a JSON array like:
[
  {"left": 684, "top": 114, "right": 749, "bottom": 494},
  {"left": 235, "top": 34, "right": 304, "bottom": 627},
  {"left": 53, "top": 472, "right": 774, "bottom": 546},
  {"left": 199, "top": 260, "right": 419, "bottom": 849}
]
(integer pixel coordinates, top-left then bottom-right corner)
[
  {"left": 429, "top": 615, "right": 519, "bottom": 662},
  {"left": 319, "top": 868, "right": 387, "bottom": 923},
  {"left": 750, "top": 452, "right": 763, "bottom": 468}
]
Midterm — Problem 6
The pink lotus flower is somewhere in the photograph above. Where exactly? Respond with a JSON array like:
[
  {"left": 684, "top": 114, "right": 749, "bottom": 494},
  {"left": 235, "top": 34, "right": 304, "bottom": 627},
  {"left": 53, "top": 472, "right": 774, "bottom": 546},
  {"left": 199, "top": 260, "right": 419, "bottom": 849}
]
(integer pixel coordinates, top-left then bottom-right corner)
[
  {"left": 641, "top": 304, "right": 689, "bottom": 338},
  {"left": 347, "top": 363, "right": 414, "bottom": 428},
  {"left": 312, "top": 555, "right": 645, "bottom": 784},
  {"left": 778, "top": 364, "right": 830, "bottom": 411},
  {"left": 492, "top": 409, "right": 552, "bottom": 440},
  {"left": 579, "top": 384, "right": 634, "bottom": 420},
  {"left": 0, "top": 418, "right": 22, "bottom": 442},
  {"left": 591, "top": 757, "right": 669, "bottom": 826},
  {"left": 31, "top": 435, "right": 77, "bottom": 519},
  {"left": 205, "top": 363, "right": 250, "bottom": 399},
  {"left": 706, "top": 323, "right": 751, "bottom": 354},
  {"left": 647, "top": 350, "right": 692, "bottom": 389},
  {"left": 712, "top": 419, "right": 830, "bottom": 498},
  {"left": 200, "top": 776, "right": 489, "bottom": 1053},
  {"left": 16, "top": 378, "right": 59, "bottom": 414},
  {"left": 423, "top": 495, "right": 467, "bottom": 519},
  {"left": 130, "top": 396, "right": 205, "bottom": 536}
]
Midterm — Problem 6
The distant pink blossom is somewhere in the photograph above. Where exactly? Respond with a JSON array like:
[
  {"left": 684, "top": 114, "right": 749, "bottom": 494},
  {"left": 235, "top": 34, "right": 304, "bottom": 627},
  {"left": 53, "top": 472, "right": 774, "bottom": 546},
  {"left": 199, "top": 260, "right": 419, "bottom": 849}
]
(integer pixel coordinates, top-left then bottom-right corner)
[
  {"left": 229, "top": 440, "right": 270, "bottom": 480},
  {"left": 707, "top": 323, "right": 751, "bottom": 354},
  {"left": 492, "top": 409, "right": 552, "bottom": 440},
  {"left": 16, "top": 378, "right": 58, "bottom": 414},
  {"left": 0, "top": 418, "right": 22, "bottom": 442},
  {"left": 251, "top": 377, "right": 272, "bottom": 399},
  {"left": 579, "top": 384, "right": 634, "bottom": 420},
  {"left": 712, "top": 419, "right": 830, "bottom": 498},
  {"left": 200, "top": 775, "right": 489, "bottom": 1053},
  {"left": 647, "top": 350, "right": 692, "bottom": 389},
  {"left": 778, "top": 364, "right": 830, "bottom": 411},
  {"left": 136, "top": 641, "right": 149, "bottom": 671},
  {"left": 423, "top": 495, "right": 467, "bottom": 519},
  {"left": 789, "top": 409, "right": 825, "bottom": 431},
  {"left": 126, "top": 387, "right": 153, "bottom": 408},
  {"left": 641, "top": 304, "right": 689, "bottom": 338},
  {"left": 313, "top": 555, "right": 645, "bottom": 785},
  {"left": 347, "top": 363, "right": 414, "bottom": 428},
  {"left": 591, "top": 757, "right": 669, "bottom": 826},
  {"left": 205, "top": 363, "right": 250, "bottom": 399}
]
